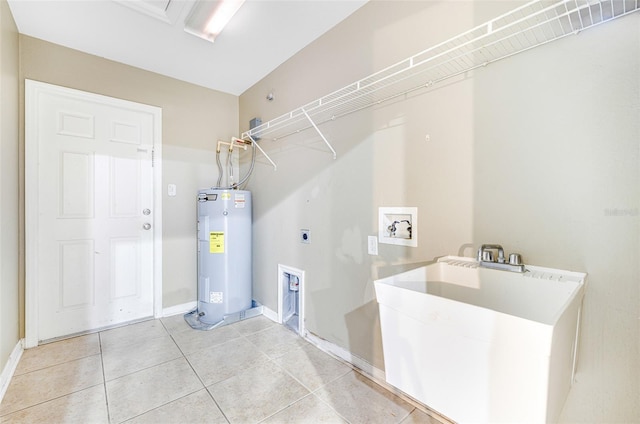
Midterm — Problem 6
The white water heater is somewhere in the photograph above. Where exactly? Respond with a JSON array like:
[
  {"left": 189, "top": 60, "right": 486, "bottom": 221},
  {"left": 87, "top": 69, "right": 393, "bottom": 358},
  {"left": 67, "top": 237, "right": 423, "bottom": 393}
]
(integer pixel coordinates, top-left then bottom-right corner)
[{"left": 195, "top": 189, "right": 252, "bottom": 325}]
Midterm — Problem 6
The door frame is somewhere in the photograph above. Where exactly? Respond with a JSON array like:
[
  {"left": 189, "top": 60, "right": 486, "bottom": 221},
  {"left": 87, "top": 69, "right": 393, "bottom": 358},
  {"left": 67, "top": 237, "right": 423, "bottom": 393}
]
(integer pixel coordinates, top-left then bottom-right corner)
[{"left": 24, "top": 80, "right": 163, "bottom": 347}]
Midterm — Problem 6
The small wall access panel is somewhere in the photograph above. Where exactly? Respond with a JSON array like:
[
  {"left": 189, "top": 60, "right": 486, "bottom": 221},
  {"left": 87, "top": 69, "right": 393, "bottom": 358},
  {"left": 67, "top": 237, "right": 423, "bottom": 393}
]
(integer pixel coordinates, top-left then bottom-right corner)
[{"left": 278, "top": 264, "right": 305, "bottom": 336}]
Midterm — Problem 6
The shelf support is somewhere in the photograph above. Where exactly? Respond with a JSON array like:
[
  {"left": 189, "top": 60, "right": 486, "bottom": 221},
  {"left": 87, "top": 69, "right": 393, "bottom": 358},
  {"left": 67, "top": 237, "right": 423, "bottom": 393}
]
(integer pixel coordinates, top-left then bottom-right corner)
[
  {"left": 248, "top": 135, "right": 277, "bottom": 171},
  {"left": 301, "top": 108, "right": 337, "bottom": 159}
]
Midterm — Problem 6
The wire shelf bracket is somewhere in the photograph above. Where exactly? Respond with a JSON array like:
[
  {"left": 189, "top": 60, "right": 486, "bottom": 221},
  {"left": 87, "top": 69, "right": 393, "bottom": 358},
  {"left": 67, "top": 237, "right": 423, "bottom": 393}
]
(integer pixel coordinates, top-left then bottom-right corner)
[
  {"left": 240, "top": 0, "right": 639, "bottom": 164},
  {"left": 248, "top": 134, "right": 277, "bottom": 171},
  {"left": 302, "top": 108, "right": 337, "bottom": 160}
]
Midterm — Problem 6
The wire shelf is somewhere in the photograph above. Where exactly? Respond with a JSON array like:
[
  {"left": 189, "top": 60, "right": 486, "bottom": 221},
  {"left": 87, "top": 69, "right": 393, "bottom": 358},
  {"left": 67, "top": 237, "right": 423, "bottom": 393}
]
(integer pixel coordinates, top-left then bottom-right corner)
[{"left": 241, "top": 0, "right": 639, "bottom": 147}]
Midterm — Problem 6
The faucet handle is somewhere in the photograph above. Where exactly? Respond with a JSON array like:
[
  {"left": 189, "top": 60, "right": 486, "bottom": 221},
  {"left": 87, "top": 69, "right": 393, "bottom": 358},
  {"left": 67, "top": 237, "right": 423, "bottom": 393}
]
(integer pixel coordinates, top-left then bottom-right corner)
[
  {"left": 482, "top": 251, "right": 494, "bottom": 262},
  {"left": 509, "top": 253, "right": 523, "bottom": 265}
]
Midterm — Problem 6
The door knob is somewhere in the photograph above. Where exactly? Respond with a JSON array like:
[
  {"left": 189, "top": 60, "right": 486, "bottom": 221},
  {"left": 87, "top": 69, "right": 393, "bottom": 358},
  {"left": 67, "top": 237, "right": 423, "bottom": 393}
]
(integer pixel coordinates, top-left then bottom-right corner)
[
  {"left": 143, "top": 208, "right": 151, "bottom": 215},
  {"left": 143, "top": 223, "right": 151, "bottom": 230}
]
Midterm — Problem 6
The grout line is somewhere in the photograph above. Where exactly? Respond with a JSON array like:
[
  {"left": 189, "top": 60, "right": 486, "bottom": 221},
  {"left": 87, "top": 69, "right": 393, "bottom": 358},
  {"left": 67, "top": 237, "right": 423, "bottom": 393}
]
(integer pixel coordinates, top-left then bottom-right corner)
[
  {"left": 204, "top": 389, "right": 231, "bottom": 424},
  {"left": 245, "top": 326, "right": 355, "bottom": 423},
  {"left": 0, "top": 354, "right": 106, "bottom": 417},
  {"left": 8, "top": 352, "right": 101, "bottom": 378},
  {"left": 0, "top": 383, "right": 106, "bottom": 420},
  {"left": 103, "top": 321, "right": 215, "bottom": 423},
  {"left": 301, "top": 334, "right": 451, "bottom": 424},
  {"left": 38, "top": 317, "right": 155, "bottom": 345},
  {"left": 256, "top": 391, "right": 318, "bottom": 424},
  {"left": 97, "top": 332, "right": 112, "bottom": 424},
  {"left": 348, "top": 366, "right": 453, "bottom": 424},
  {"left": 169, "top": 325, "right": 231, "bottom": 424},
  {"left": 270, "top": 345, "right": 351, "bottom": 394},
  {"left": 103, "top": 356, "right": 187, "bottom": 384},
  {"left": 6, "top": 315, "right": 448, "bottom": 424},
  {"left": 271, "top": 344, "right": 354, "bottom": 423},
  {"left": 311, "top": 391, "right": 354, "bottom": 424},
  {"left": 100, "top": 324, "right": 183, "bottom": 384},
  {"left": 121, "top": 389, "right": 222, "bottom": 424}
]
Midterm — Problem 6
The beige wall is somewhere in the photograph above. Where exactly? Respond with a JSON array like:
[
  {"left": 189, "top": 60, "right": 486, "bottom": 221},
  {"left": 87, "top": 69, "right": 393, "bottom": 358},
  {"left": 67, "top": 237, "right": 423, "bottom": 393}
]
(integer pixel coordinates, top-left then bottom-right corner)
[
  {"left": 472, "top": 13, "right": 639, "bottom": 420},
  {"left": 18, "top": 35, "right": 238, "bottom": 329},
  {"left": 0, "top": 0, "right": 20, "bottom": 372},
  {"left": 240, "top": 1, "right": 639, "bottom": 422}
]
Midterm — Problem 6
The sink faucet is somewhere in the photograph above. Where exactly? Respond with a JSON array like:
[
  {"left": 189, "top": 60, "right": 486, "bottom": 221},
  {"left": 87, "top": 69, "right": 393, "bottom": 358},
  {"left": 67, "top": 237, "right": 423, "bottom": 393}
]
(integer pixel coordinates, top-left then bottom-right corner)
[
  {"left": 477, "top": 244, "right": 525, "bottom": 273},
  {"left": 477, "top": 244, "right": 506, "bottom": 263}
]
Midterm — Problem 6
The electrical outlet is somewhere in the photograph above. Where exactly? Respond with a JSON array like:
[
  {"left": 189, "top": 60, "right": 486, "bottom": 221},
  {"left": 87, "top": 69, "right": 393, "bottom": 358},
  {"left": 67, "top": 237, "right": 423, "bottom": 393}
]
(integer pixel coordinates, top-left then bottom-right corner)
[
  {"left": 301, "top": 229, "right": 310, "bottom": 244},
  {"left": 368, "top": 236, "right": 378, "bottom": 255}
]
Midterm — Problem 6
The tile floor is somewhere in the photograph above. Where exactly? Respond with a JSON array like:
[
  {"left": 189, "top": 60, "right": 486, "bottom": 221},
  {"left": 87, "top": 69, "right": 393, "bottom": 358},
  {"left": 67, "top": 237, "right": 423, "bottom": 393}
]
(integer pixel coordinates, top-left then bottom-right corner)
[{"left": 0, "top": 315, "right": 445, "bottom": 424}]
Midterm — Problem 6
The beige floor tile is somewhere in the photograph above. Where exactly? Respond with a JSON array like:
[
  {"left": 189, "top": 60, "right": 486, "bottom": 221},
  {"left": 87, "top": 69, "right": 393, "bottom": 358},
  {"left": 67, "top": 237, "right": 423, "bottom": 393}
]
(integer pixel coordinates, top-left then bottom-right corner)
[
  {"left": 399, "top": 408, "right": 447, "bottom": 424},
  {"left": 124, "top": 389, "right": 227, "bottom": 424},
  {"left": 315, "top": 371, "right": 414, "bottom": 424},
  {"left": 160, "top": 314, "right": 194, "bottom": 335},
  {"left": 207, "top": 361, "right": 309, "bottom": 424},
  {"left": 100, "top": 319, "right": 169, "bottom": 352},
  {"left": 273, "top": 344, "right": 352, "bottom": 391},
  {"left": 1, "top": 317, "right": 435, "bottom": 424},
  {"left": 102, "top": 334, "right": 183, "bottom": 381},
  {"left": 245, "top": 325, "right": 308, "bottom": 359},
  {"left": 0, "top": 354, "right": 104, "bottom": 416},
  {"left": 0, "top": 384, "right": 107, "bottom": 424},
  {"left": 263, "top": 394, "right": 347, "bottom": 424},
  {"left": 14, "top": 334, "right": 100, "bottom": 376},
  {"left": 106, "top": 357, "right": 203, "bottom": 423},
  {"left": 231, "top": 315, "right": 277, "bottom": 335},
  {"left": 170, "top": 324, "right": 241, "bottom": 355},
  {"left": 186, "top": 337, "right": 271, "bottom": 386}
]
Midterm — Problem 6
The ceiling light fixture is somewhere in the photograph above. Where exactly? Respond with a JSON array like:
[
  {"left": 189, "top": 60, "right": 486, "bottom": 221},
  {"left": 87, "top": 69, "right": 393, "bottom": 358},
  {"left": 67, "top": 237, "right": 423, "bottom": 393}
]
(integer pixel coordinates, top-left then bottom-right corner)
[{"left": 184, "top": 0, "right": 246, "bottom": 43}]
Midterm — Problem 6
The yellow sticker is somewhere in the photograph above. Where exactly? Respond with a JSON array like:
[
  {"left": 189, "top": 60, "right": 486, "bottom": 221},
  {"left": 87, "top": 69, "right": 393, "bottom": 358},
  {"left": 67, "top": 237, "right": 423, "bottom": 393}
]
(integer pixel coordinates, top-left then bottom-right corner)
[
  {"left": 221, "top": 192, "right": 231, "bottom": 200},
  {"left": 209, "top": 232, "right": 224, "bottom": 253}
]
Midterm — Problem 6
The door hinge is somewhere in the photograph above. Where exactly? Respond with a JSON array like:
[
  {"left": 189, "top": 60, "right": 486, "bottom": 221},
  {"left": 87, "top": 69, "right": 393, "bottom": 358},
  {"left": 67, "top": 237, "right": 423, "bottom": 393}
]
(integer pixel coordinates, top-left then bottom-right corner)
[{"left": 151, "top": 149, "right": 155, "bottom": 167}]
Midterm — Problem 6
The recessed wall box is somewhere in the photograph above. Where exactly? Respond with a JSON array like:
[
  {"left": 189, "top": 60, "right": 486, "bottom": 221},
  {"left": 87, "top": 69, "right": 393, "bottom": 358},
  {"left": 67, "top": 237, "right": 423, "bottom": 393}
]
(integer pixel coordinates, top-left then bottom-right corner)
[
  {"left": 379, "top": 207, "right": 418, "bottom": 247},
  {"left": 249, "top": 117, "right": 262, "bottom": 141}
]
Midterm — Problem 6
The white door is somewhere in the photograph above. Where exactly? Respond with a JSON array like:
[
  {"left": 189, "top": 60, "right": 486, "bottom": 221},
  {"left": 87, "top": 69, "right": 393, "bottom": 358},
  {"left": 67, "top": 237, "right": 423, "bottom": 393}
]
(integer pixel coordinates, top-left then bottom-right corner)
[{"left": 26, "top": 80, "right": 162, "bottom": 343}]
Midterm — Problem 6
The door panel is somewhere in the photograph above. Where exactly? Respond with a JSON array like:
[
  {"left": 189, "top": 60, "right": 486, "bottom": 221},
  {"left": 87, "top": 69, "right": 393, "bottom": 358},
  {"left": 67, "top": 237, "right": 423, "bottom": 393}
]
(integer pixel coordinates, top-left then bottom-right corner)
[
  {"left": 59, "top": 240, "right": 95, "bottom": 309},
  {"left": 110, "top": 157, "right": 139, "bottom": 217},
  {"left": 111, "top": 237, "right": 141, "bottom": 299},
  {"left": 60, "top": 151, "right": 94, "bottom": 217}
]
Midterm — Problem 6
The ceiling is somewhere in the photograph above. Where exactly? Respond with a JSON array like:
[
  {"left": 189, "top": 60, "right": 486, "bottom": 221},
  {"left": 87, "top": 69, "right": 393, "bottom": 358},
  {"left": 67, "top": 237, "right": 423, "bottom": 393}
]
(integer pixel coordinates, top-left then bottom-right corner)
[{"left": 8, "top": 0, "right": 368, "bottom": 96}]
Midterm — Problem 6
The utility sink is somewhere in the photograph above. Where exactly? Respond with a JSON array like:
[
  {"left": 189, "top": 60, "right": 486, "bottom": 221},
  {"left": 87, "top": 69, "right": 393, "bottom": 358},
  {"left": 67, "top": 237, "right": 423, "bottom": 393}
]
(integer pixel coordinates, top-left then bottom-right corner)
[{"left": 374, "top": 256, "right": 586, "bottom": 424}]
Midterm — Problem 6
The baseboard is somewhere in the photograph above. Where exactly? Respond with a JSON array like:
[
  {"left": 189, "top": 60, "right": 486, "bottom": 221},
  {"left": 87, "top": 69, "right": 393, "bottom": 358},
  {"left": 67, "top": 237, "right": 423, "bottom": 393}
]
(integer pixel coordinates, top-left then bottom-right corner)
[
  {"left": 0, "top": 339, "right": 24, "bottom": 404},
  {"left": 303, "top": 332, "right": 452, "bottom": 423},
  {"left": 162, "top": 301, "right": 197, "bottom": 317},
  {"left": 304, "top": 332, "right": 386, "bottom": 381},
  {"left": 164, "top": 301, "right": 277, "bottom": 321},
  {"left": 261, "top": 305, "right": 279, "bottom": 323}
]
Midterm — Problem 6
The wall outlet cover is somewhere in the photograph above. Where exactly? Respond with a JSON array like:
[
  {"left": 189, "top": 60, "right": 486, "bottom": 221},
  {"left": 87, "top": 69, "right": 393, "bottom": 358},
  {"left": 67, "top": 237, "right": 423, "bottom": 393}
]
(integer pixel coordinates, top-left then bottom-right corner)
[{"left": 368, "top": 235, "right": 378, "bottom": 255}]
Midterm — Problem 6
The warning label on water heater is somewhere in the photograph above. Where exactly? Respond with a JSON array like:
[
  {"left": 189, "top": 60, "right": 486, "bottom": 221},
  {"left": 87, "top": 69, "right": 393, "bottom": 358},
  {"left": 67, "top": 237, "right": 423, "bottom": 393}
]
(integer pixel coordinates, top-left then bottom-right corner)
[
  {"left": 210, "top": 292, "right": 223, "bottom": 303},
  {"left": 235, "top": 194, "right": 245, "bottom": 208},
  {"left": 209, "top": 232, "right": 224, "bottom": 253}
]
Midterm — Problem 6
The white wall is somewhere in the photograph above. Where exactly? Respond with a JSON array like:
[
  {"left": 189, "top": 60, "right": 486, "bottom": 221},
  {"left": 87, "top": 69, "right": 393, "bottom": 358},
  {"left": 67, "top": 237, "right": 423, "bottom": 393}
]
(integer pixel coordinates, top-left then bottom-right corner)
[{"left": 240, "top": 1, "right": 639, "bottom": 422}]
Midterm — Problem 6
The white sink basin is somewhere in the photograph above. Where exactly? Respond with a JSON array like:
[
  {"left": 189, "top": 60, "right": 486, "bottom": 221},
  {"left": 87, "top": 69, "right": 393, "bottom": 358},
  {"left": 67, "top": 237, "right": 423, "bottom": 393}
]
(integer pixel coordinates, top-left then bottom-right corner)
[{"left": 374, "top": 256, "right": 586, "bottom": 424}]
